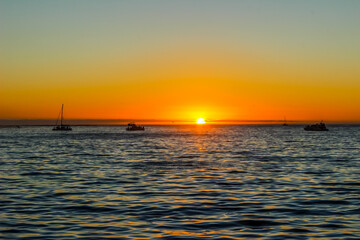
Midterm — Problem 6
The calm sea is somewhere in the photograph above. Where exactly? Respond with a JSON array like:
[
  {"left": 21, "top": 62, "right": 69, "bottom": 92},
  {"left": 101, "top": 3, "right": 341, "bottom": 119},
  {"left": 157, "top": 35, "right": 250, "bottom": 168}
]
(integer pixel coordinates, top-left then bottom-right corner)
[{"left": 1, "top": 125, "right": 360, "bottom": 239}]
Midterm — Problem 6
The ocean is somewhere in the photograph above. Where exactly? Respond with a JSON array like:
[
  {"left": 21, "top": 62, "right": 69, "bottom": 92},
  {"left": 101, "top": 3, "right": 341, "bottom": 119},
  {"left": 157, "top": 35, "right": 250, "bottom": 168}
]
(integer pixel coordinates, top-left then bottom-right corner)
[{"left": 1, "top": 125, "right": 360, "bottom": 239}]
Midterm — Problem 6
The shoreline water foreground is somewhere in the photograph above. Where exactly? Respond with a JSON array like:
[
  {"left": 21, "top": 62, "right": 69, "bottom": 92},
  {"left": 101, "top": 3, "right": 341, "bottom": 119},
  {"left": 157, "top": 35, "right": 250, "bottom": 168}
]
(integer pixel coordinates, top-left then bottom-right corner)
[{"left": 1, "top": 125, "right": 360, "bottom": 239}]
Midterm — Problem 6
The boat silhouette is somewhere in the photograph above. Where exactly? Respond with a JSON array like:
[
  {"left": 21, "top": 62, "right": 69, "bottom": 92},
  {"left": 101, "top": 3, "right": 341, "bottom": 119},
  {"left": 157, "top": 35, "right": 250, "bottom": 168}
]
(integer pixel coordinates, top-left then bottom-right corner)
[
  {"left": 126, "top": 122, "right": 144, "bottom": 131},
  {"left": 283, "top": 117, "right": 288, "bottom": 126},
  {"left": 52, "top": 104, "right": 72, "bottom": 131},
  {"left": 304, "top": 122, "right": 328, "bottom": 131}
]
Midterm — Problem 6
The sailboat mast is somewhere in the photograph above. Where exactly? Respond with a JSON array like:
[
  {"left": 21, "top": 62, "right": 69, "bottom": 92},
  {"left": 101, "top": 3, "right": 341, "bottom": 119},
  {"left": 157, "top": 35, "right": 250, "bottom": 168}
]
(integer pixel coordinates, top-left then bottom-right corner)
[{"left": 61, "top": 104, "right": 64, "bottom": 127}]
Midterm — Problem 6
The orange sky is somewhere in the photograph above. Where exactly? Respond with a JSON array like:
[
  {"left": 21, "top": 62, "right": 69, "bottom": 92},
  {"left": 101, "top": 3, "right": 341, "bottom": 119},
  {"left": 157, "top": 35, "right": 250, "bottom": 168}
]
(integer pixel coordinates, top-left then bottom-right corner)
[{"left": 1, "top": 1, "right": 360, "bottom": 123}]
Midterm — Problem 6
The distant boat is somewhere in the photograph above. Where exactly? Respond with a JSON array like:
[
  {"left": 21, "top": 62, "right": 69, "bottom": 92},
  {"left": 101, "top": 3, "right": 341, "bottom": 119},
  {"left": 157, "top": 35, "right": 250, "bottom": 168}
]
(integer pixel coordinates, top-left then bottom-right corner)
[
  {"left": 52, "top": 104, "right": 72, "bottom": 131},
  {"left": 304, "top": 122, "right": 328, "bottom": 131},
  {"left": 126, "top": 122, "right": 144, "bottom": 131},
  {"left": 283, "top": 117, "right": 288, "bottom": 126}
]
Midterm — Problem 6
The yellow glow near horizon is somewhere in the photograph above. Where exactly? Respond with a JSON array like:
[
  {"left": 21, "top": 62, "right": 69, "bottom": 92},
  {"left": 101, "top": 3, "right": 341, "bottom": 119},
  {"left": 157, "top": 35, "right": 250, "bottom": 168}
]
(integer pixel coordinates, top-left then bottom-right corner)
[
  {"left": 1, "top": 2, "right": 360, "bottom": 123},
  {"left": 196, "top": 118, "right": 206, "bottom": 124}
]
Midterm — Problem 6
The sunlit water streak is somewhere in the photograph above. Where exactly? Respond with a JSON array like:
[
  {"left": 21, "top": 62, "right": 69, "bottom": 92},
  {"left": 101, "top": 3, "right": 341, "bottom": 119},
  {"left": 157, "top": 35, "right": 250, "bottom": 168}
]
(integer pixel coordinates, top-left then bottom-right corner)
[{"left": 1, "top": 125, "right": 360, "bottom": 239}]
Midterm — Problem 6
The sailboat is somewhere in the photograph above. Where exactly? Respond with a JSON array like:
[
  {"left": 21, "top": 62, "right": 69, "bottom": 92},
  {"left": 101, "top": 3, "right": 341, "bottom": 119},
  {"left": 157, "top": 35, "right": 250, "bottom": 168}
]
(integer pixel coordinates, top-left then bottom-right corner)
[
  {"left": 283, "top": 117, "right": 288, "bottom": 126},
  {"left": 52, "top": 104, "right": 72, "bottom": 131}
]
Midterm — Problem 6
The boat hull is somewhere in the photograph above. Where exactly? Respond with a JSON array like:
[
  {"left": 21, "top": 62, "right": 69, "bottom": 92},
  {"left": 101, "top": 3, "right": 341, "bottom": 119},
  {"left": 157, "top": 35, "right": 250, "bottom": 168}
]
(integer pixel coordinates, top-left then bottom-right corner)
[
  {"left": 52, "top": 126, "right": 72, "bottom": 131},
  {"left": 304, "top": 123, "right": 329, "bottom": 131},
  {"left": 304, "top": 128, "right": 329, "bottom": 131},
  {"left": 126, "top": 127, "right": 144, "bottom": 131}
]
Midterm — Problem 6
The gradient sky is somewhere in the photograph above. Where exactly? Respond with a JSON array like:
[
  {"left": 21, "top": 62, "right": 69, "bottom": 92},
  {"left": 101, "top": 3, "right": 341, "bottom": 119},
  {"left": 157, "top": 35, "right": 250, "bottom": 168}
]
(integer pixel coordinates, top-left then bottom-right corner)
[{"left": 1, "top": 0, "right": 360, "bottom": 122}]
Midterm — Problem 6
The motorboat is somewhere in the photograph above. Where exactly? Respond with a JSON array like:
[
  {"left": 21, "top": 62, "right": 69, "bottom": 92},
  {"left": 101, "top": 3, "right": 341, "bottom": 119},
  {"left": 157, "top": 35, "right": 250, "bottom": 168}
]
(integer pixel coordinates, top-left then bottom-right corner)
[
  {"left": 304, "top": 122, "right": 328, "bottom": 131},
  {"left": 126, "top": 123, "right": 144, "bottom": 131}
]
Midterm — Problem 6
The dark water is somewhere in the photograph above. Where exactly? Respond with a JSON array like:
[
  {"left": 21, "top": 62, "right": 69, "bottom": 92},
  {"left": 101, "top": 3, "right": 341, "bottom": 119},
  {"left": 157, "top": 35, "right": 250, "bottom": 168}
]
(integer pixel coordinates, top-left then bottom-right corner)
[{"left": 1, "top": 125, "right": 360, "bottom": 239}]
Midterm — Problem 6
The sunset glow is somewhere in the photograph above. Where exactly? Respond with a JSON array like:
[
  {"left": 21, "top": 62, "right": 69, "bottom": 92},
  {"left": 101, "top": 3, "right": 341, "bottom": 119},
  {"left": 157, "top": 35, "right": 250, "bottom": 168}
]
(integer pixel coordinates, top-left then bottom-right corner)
[
  {"left": 1, "top": 1, "right": 360, "bottom": 124},
  {"left": 3, "top": 2, "right": 360, "bottom": 239},
  {"left": 196, "top": 118, "right": 206, "bottom": 124}
]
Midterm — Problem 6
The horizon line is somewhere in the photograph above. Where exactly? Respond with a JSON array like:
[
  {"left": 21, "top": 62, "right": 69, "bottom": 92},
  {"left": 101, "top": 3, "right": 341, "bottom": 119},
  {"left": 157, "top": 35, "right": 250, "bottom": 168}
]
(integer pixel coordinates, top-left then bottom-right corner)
[{"left": 1, "top": 118, "right": 360, "bottom": 125}]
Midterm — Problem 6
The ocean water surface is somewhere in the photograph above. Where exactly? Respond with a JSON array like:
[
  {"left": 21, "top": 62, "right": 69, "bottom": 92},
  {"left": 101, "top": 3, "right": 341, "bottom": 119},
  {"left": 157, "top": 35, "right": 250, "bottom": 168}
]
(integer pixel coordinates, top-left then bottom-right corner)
[{"left": 1, "top": 125, "right": 360, "bottom": 239}]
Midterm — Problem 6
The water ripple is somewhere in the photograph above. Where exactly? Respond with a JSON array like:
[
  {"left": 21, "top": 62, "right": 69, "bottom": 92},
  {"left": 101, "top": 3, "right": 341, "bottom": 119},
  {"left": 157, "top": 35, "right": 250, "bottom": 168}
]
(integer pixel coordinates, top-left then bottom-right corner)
[{"left": 1, "top": 125, "right": 360, "bottom": 239}]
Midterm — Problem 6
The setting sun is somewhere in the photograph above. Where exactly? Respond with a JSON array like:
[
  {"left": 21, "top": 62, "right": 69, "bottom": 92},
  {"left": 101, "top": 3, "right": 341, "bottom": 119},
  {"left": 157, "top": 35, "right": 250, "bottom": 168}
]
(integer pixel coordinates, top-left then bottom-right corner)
[{"left": 196, "top": 118, "right": 206, "bottom": 124}]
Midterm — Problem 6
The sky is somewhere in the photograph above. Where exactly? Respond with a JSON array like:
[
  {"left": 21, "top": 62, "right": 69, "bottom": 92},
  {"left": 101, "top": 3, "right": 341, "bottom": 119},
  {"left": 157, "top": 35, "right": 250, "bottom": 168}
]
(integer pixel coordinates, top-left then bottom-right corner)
[{"left": 1, "top": 0, "right": 360, "bottom": 123}]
